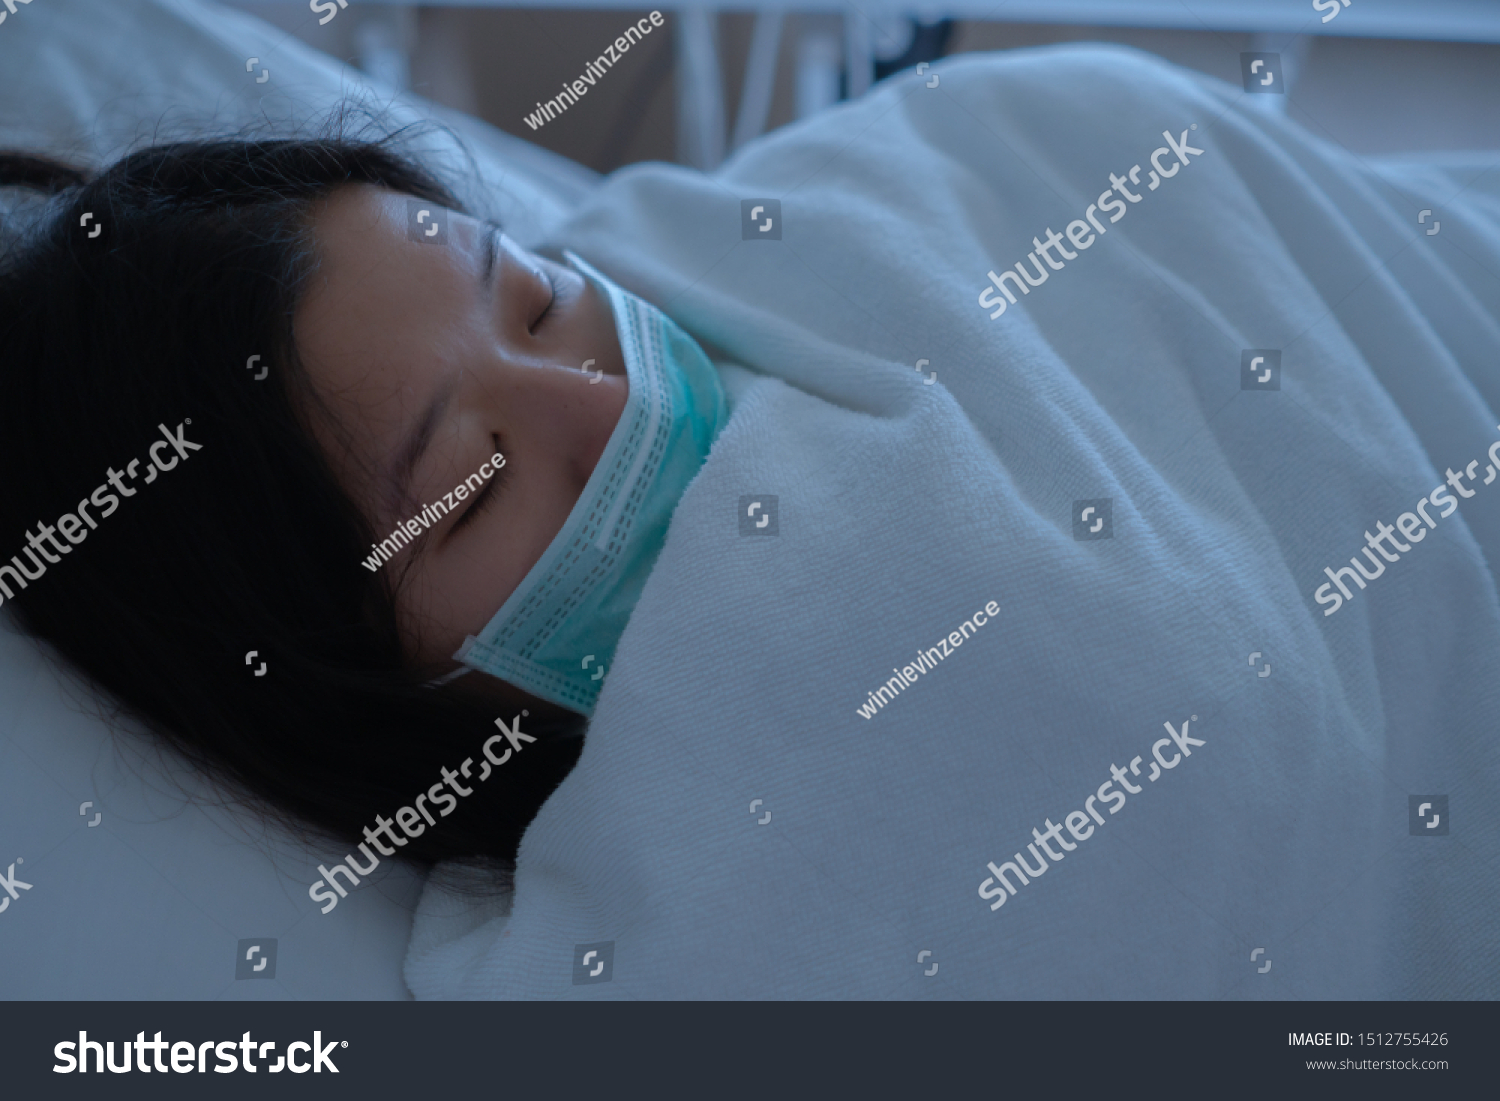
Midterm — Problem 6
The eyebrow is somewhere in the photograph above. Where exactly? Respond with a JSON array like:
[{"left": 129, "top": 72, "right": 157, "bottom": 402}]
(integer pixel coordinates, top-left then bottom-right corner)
[{"left": 482, "top": 223, "right": 499, "bottom": 288}]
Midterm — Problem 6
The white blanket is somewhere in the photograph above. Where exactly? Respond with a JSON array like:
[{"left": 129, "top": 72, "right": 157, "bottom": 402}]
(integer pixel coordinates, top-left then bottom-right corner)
[{"left": 406, "top": 46, "right": 1500, "bottom": 999}]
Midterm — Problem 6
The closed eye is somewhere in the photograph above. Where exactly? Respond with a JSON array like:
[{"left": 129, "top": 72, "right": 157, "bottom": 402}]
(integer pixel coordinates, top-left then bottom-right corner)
[
  {"left": 451, "top": 438, "right": 508, "bottom": 534},
  {"left": 529, "top": 267, "right": 556, "bottom": 334}
]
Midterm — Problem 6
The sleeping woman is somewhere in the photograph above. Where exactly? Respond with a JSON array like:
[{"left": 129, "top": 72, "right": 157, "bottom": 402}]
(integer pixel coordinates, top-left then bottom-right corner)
[{"left": 0, "top": 136, "right": 722, "bottom": 878}]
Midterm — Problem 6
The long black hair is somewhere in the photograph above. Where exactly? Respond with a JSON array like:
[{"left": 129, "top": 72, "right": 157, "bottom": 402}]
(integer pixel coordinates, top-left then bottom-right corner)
[{"left": 0, "top": 130, "right": 583, "bottom": 879}]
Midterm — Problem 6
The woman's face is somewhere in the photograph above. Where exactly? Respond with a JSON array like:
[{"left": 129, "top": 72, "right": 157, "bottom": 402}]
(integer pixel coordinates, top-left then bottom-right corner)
[{"left": 296, "top": 183, "right": 628, "bottom": 683}]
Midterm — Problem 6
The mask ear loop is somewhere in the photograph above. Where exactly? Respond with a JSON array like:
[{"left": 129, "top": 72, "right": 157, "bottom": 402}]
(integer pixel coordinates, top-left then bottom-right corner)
[
  {"left": 423, "top": 635, "right": 484, "bottom": 688},
  {"left": 422, "top": 664, "right": 474, "bottom": 689}
]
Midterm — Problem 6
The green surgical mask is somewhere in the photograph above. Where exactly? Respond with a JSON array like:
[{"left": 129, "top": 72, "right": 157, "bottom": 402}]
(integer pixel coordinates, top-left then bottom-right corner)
[{"left": 449, "top": 252, "right": 727, "bottom": 715}]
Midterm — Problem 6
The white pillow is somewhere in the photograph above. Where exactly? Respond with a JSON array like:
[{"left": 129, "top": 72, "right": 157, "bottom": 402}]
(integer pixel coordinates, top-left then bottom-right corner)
[
  {"left": 0, "top": 0, "right": 598, "bottom": 242},
  {"left": 0, "top": 0, "right": 594, "bottom": 999}
]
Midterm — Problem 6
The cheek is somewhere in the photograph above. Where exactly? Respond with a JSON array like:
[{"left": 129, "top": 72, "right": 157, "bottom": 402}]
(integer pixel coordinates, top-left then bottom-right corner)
[
  {"left": 576, "top": 278, "right": 627, "bottom": 376},
  {"left": 575, "top": 381, "right": 629, "bottom": 488},
  {"left": 399, "top": 538, "right": 531, "bottom": 663}
]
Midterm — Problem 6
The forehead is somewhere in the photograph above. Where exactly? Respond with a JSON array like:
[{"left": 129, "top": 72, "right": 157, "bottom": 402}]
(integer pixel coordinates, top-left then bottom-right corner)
[{"left": 298, "top": 184, "right": 484, "bottom": 366}]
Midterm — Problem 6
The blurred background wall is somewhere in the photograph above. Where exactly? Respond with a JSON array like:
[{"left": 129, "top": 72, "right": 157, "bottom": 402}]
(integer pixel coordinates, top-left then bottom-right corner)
[{"left": 225, "top": 3, "right": 1500, "bottom": 174}]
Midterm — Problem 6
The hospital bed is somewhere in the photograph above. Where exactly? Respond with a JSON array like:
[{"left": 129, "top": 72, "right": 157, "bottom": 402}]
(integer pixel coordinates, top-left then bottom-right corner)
[{"left": 3, "top": 0, "right": 1498, "bottom": 1002}]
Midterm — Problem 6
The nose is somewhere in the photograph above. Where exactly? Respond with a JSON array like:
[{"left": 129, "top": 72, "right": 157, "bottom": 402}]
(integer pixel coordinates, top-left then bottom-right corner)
[{"left": 491, "top": 237, "right": 555, "bottom": 336}]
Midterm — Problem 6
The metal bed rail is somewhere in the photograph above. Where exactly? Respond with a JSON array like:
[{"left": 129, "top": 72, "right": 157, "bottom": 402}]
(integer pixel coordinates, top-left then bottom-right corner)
[{"left": 227, "top": 0, "right": 1500, "bottom": 170}]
